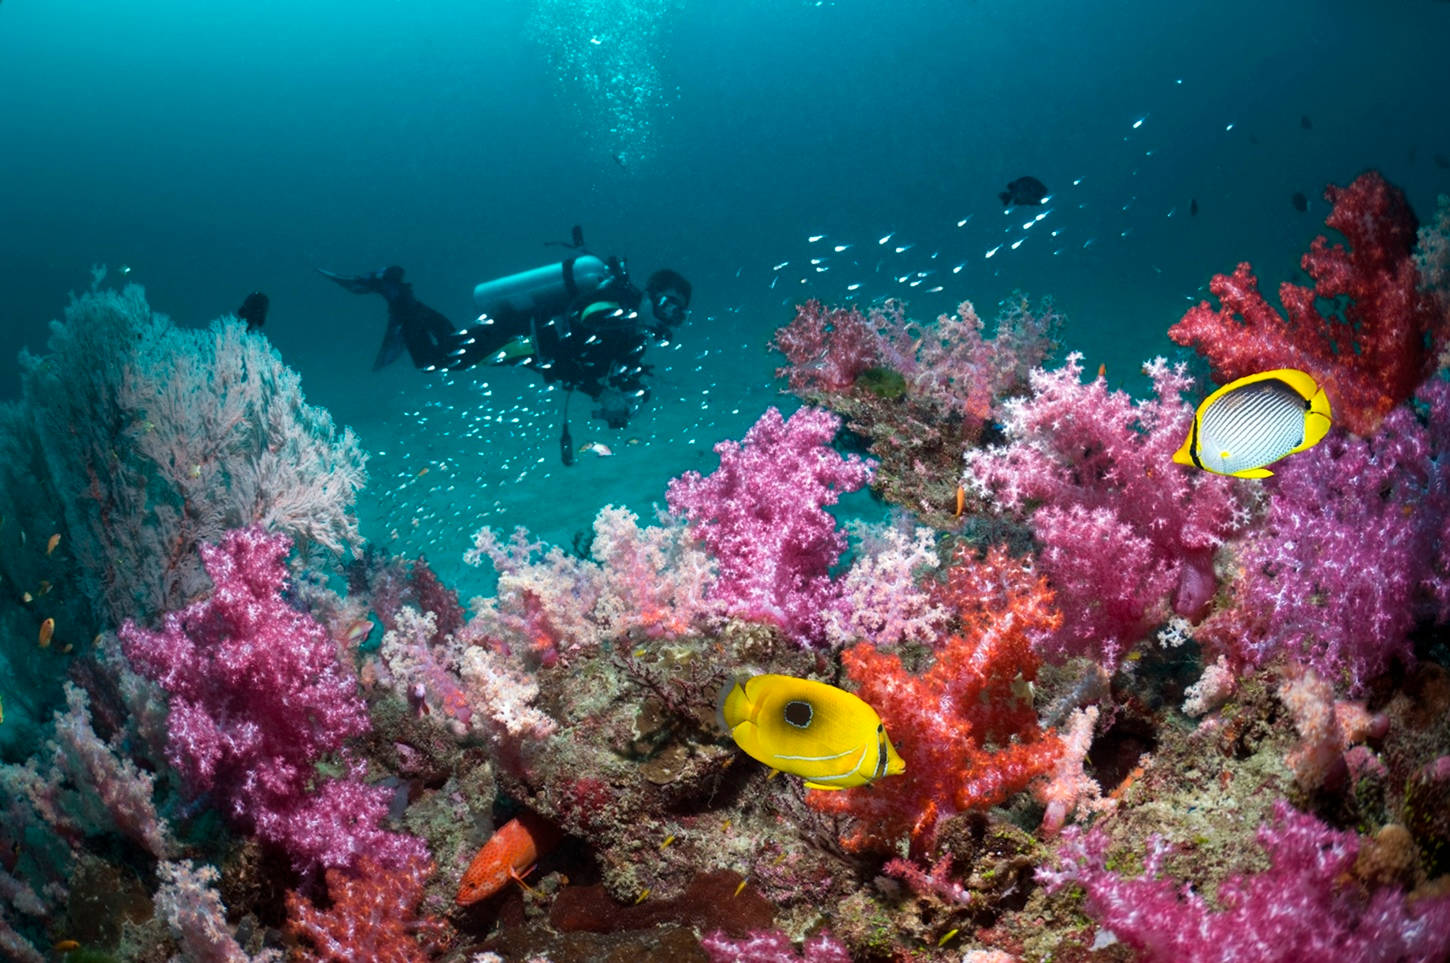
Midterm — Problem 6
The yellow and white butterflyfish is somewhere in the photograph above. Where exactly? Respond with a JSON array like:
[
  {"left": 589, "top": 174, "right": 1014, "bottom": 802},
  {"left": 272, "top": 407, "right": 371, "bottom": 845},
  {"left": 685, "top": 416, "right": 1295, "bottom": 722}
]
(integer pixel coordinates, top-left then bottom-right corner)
[
  {"left": 718, "top": 674, "right": 904, "bottom": 790},
  {"left": 1173, "top": 368, "right": 1332, "bottom": 478}
]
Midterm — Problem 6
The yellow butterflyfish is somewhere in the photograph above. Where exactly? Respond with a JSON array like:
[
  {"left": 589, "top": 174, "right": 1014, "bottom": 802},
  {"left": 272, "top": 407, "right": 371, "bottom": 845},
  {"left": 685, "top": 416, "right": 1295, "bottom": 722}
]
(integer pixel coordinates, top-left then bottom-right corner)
[{"left": 718, "top": 674, "right": 904, "bottom": 790}]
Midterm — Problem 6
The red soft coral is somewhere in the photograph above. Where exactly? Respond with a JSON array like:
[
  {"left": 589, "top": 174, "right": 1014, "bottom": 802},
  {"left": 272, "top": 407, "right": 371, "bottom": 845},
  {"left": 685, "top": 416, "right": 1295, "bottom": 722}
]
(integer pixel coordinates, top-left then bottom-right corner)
[
  {"left": 1170, "top": 170, "right": 1445, "bottom": 435},
  {"left": 286, "top": 850, "right": 449, "bottom": 963},
  {"left": 807, "top": 546, "right": 1062, "bottom": 856}
]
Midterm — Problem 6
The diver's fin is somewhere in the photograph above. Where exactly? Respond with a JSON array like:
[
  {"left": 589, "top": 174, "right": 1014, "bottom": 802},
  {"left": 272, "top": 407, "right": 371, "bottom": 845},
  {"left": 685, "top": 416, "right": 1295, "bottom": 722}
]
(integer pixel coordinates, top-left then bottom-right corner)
[
  {"left": 372, "top": 318, "right": 406, "bottom": 370},
  {"left": 545, "top": 224, "right": 587, "bottom": 250},
  {"left": 317, "top": 267, "right": 382, "bottom": 295}
]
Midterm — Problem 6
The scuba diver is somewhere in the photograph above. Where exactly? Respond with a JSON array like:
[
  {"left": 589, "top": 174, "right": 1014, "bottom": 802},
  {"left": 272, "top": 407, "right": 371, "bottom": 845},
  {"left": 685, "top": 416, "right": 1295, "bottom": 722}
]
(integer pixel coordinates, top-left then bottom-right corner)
[{"left": 320, "top": 227, "right": 691, "bottom": 463}]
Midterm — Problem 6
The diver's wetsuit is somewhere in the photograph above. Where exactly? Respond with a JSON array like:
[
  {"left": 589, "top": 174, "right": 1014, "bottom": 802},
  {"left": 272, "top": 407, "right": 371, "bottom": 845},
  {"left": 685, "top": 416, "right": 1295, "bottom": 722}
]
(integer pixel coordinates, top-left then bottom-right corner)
[
  {"left": 450, "top": 296, "right": 657, "bottom": 419},
  {"left": 320, "top": 267, "right": 463, "bottom": 371}
]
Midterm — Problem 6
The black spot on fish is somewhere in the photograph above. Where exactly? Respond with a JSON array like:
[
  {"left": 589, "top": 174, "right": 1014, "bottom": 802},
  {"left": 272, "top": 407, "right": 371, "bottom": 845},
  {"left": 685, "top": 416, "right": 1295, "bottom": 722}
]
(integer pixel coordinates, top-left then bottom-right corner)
[
  {"left": 1190, "top": 198, "right": 1199, "bottom": 216},
  {"left": 1300, "top": 114, "right": 1312, "bottom": 130},
  {"left": 784, "top": 700, "right": 813, "bottom": 728},
  {"left": 236, "top": 291, "right": 269, "bottom": 331},
  {"left": 999, "top": 176, "right": 1048, "bottom": 207},
  {"left": 1291, "top": 191, "right": 1308, "bottom": 213}
]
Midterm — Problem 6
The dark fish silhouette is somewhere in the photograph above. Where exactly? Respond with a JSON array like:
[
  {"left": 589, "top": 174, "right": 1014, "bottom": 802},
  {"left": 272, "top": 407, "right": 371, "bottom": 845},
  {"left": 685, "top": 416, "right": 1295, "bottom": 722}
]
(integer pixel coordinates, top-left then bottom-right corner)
[
  {"left": 1300, "top": 114, "right": 1312, "bottom": 130},
  {"left": 1291, "top": 192, "right": 1308, "bottom": 213},
  {"left": 1435, "top": 153, "right": 1450, "bottom": 170},
  {"left": 1190, "top": 198, "right": 1199, "bottom": 216},
  {"left": 236, "top": 291, "right": 269, "bottom": 331},
  {"left": 999, "top": 176, "right": 1049, "bottom": 207}
]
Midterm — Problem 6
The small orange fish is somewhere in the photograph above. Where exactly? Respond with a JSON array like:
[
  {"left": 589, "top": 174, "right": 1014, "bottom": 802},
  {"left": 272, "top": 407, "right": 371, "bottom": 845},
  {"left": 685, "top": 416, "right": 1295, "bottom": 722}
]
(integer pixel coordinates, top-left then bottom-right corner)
[
  {"left": 954, "top": 484, "right": 965, "bottom": 519},
  {"left": 46, "top": 533, "right": 61, "bottom": 556},
  {"left": 54, "top": 939, "right": 80, "bottom": 952},
  {"left": 456, "top": 816, "right": 550, "bottom": 905},
  {"left": 38, "top": 618, "right": 54, "bottom": 648},
  {"left": 1097, "top": 363, "right": 1106, "bottom": 379},
  {"left": 415, "top": 466, "right": 430, "bottom": 478}
]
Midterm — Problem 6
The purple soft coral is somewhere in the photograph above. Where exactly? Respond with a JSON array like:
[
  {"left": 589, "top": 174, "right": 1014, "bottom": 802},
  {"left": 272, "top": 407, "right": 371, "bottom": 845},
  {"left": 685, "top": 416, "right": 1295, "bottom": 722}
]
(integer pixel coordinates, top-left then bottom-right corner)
[
  {"left": 965, "top": 353, "right": 1251, "bottom": 666},
  {"left": 120, "top": 527, "right": 424, "bottom": 873},
  {"left": 1201, "top": 378, "right": 1450, "bottom": 690},
  {"left": 1039, "top": 800, "right": 1450, "bottom": 963},
  {"left": 666, "top": 407, "right": 872, "bottom": 646}
]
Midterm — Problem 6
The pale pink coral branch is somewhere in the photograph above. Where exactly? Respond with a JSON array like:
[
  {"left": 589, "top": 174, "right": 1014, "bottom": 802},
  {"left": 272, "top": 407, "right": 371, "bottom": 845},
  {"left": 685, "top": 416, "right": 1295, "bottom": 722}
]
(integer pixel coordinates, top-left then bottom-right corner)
[
  {"left": 824, "top": 521, "right": 949, "bottom": 649},
  {"left": 155, "top": 860, "right": 280, "bottom": 963},
  {"left": 463, "top": 506, "right": 718, "bottom": 664},
  {"left": 1277, "top": 665, "right": 1387, "bottom": 792},
  {"left": 51, "top": 682, "right": 172, "bottom": 858},
  {"left": 1038, "top": 706, "right": 1113, "bottom": 836}
]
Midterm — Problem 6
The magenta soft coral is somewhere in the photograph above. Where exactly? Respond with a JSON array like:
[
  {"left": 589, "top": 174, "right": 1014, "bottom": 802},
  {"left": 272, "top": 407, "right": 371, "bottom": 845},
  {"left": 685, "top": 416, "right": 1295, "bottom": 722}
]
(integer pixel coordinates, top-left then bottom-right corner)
[
  {"left": 807, "top": 546, "right": 1062, "bottom": 856},
  {"left": 964, "top": 353, "right": 1251, "bottom": 667},
  {"left": 666, "top": 406, "right": 872, "bottom": 645},
  {"left": 119, "top": 527, "right": 424, "bottom": 873},
  {"left": 1039, "top": 801, "right": 1450, "bottom": 963},
  {"left": 1170, "top": 170, "right": 1446, "bottom": 436}
]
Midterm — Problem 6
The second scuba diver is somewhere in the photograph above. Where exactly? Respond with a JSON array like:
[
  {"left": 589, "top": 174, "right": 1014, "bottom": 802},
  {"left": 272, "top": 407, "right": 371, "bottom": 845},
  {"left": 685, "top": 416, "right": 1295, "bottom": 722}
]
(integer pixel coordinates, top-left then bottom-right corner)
[{"left": 320, "top": 227, "right": 691, "bottom": 461}]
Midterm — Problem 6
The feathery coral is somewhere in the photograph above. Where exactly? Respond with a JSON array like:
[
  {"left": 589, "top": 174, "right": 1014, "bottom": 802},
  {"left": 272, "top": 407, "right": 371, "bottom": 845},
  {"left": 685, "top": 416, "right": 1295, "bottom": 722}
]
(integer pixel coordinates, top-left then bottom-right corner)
[
  {"left": 667, "top": 406, "right": 872, "bottom": 645},
  {"left": 286, "top": 850, "right": 448, "bottom": 963},
  {"left": 1169, "top": 171, "right": 1446, "bottom": 436},
  {"left": 119, "top": 527, "right": 423, "bottom": 873},
  {"left": 965, "top": 353, "right": 1250, "bottom": 666},
  {"left": 1039, "top": 801, "right": 1450, "bottom": 963},
  {"left": 807, "top": 546, "right": 1062, "bottom": 855}
]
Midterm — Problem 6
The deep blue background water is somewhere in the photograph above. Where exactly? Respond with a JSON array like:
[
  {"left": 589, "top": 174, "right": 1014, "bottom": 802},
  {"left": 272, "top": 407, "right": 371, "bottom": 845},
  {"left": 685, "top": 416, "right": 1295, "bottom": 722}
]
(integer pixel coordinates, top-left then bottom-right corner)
[{"left": 3, "top": 0, "right": 1448, "bottom": 579}]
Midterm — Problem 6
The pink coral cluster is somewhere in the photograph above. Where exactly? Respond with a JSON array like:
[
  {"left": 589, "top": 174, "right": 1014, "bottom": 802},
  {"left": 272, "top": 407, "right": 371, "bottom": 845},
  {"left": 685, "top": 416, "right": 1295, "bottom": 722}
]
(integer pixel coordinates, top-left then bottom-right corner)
[
  {"left": 701, "top": 929, "right": 851, "bottom": 963},
  {"left": 964, "top": 353, "right": 1251, "bottom": 666},
  {"left": 1039, "top": 801, "right": 1450, "bottom": 963},
  {"left": 667, "top": 406, "right": 872, "bottom": 645},
  {"left": 119, "top": 527, "right": 424, "bottom": 873},
  {"left": 1170, "top": 171, "right": 1447, "bottom": 436},
  {"left": 771, "top": 300, "right": 882, "bottom": 393},
  {"left": 462, "top": 505, "right": 717, "bottom": 664},
  {"left": 771, "top": 296, "right": 1058, "bottom": 523}
]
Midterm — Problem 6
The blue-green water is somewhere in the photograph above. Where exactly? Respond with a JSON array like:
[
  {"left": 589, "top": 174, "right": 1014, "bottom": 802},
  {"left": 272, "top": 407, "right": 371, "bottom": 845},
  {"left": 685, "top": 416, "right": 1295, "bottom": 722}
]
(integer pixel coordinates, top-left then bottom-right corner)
[{"left": 3, "top": 0, "right": 1447, "bottom": 578}]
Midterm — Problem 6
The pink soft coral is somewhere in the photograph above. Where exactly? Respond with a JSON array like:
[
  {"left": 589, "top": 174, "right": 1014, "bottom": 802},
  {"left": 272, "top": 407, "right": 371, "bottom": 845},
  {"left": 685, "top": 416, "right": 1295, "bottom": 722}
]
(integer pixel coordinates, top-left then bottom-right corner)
[
  {"left": 1170, "top": 171, "right": 1446, "bottom": 436},
  {"left": 666, "top": 407, "right": 872, "bottom": 645},
  {"left": 771, "top": 300, "right": 882, "bottom": 393},
  {"left": 1039, "top": 801, "right": 1450, "bottom": 963},
  {"left": 119, "top": 527, "right": 424, "bottom": 873},
  {"left": 964, "top": 353, "right": 1251, "bottom": 666}
]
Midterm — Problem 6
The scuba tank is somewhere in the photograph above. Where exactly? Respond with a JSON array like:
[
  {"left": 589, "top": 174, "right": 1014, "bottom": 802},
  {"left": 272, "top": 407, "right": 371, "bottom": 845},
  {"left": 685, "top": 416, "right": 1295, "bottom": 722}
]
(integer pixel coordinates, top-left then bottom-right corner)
[{"left": 472, "top": 255, "right": 614, "bottom": 320}]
